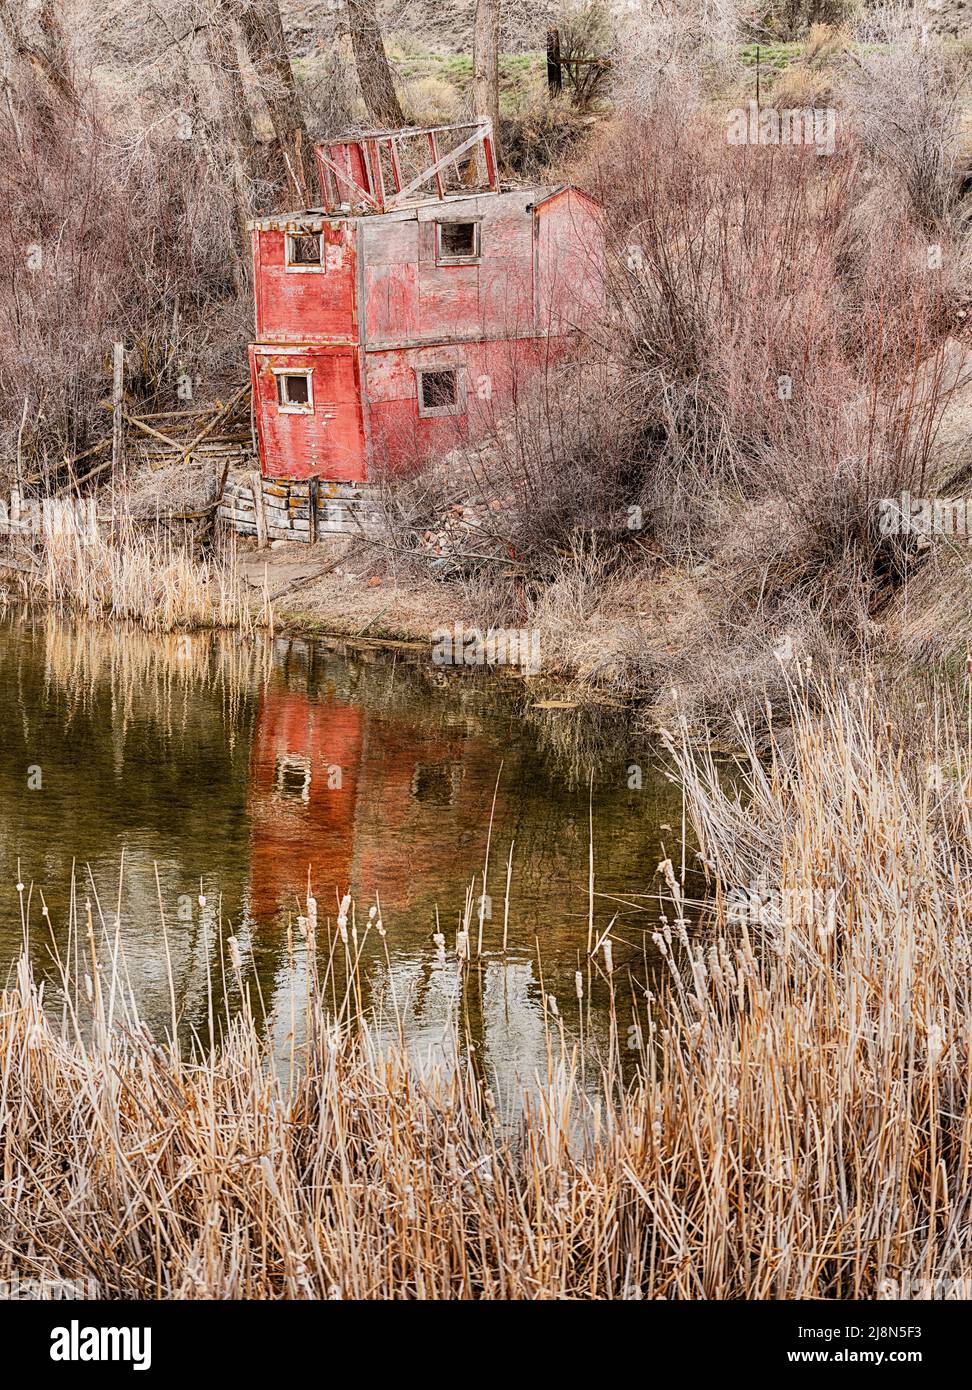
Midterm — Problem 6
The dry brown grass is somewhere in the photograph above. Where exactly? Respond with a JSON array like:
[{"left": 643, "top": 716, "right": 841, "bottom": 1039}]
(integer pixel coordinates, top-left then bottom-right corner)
[
  {"left": 6, "top": 516, "right": 267, "bottom": 634},
  {"left": 1, "top": 674, "right": 970, "bottom": 1298}
]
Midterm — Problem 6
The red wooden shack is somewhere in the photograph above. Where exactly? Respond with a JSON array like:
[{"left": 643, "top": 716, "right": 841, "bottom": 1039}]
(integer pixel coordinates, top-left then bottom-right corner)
[{"left": 247, "top": 122, "right": 603, "bottom": 483}]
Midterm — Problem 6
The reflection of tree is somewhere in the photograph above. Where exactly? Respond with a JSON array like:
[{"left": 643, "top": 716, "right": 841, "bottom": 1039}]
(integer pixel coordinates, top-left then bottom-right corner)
[{"left": 0, "top": 616, "right": 260, "bottom": 1024}]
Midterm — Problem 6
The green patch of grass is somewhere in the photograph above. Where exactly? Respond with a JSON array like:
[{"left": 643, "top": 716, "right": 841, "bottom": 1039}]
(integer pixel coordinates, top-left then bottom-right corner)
[
  {"left": 388, "top": 48, "right": 546, "bottom": 117},
  {"left": 739, "top": 42, "right": 802, "bottom": 70}
]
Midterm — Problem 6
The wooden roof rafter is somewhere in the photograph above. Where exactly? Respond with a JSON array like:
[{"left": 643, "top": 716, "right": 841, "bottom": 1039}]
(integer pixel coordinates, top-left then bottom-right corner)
[{"left": 315, "top": 121, "right": 499, "bottom": 216}]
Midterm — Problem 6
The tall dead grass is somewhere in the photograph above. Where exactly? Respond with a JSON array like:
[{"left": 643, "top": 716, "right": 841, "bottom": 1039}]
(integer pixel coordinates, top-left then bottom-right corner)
[
  {"left": 2, "top": 674, "right": 970, "bottom": 1298},
  {"left": 13, "top": 517, "right": 266, "bottom": 633}
]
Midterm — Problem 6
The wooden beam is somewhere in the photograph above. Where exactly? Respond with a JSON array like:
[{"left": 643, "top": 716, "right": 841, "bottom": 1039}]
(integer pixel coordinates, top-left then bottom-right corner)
[
  {"left": 483, "top": 131, "right": 498, "bottom": 191},
  {"left": 183, "top": 384, "right": 250, "bottom": 456},
  {"left": 129, "top": 405, "right": 216, "bottom": 423},
  {"left": 427, "top": 130, "right": 446, "bottom": 199},
  {"left": 389, "top": 125, "right": 491, "bottom": 206},
  {"left": 366, "top": 139, "right": 386, "bottom": 211},
  {"left": 316, "top": 149, "right": 381, "bottom": 209},
  {"left": 308, "top": 477, "right": 319, "bottom": 544},
  {"left": 123, "top": 413, "right": 183, "bottom": 451},
  {"left": 388, "top": 137, "right": 402, "bottom": 194},
  {"left": 111, "top": 342, "right": 125, "bottom": 486},
  {"left": 355, "top": 122, "right": 486, "bottom": 139},
  {"left": 250, "top": 469, "right": 268, "bottom": 549}
]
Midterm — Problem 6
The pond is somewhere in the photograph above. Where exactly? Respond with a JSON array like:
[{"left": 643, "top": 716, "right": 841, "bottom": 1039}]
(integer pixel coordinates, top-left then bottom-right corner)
[{"left": 0, "top": 612, "right": 691, "bottom": 1097}]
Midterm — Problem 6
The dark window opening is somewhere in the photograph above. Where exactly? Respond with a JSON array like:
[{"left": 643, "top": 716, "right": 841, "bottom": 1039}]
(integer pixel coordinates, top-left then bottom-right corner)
[
  {"left": 437, "top": 221, "right": 479, "bottom": 261},
  {"left": 419, "top": 369, "right": 458, "bottom": 411},
  {"left": 287, "top": 232, "right": 323, "bottom": 267},
  {"left": 277, "top": 372, "right": 312, "bottom": 409},
  {"left": 410, "top": 762, "right": 456, "bottom": 805},
  {"left": 274, "top": 755, "right": 311, "bottom": 802}
]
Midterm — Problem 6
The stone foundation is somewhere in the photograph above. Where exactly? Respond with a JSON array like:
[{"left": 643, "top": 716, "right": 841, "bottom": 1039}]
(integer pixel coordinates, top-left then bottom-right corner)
[{"left": 218, "top": 472, "right": 383, "bottom": 543}]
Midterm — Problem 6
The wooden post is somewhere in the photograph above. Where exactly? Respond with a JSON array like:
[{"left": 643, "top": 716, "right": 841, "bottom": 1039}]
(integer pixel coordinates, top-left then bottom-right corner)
[
  {"left": 427, "top": 130, "right": 445, "bottom": 200},
  {"left": 111, "top": 342, "right": 125, "bottom": 486},
  {"left": 308, "top": 476, "right": 319, "bottom": 544},
  {"left": 250, "top": 469, "right": 268, "bottom": 549},
  {"left": 547, "top": 28, "right": 562, "bottom": 97}
]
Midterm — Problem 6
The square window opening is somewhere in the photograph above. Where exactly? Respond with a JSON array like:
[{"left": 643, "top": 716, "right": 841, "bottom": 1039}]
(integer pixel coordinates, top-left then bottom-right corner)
[
  {"left": 436, "top": 221, "right": 479, "bottom": 262},
  {"left": 419, "top": 368, "right": 459, "bottom": 413},
  {"left": 276, "top": 372, "right": 313, "bottom": 411},
  {"left": 274, "top": 754, "right": 311, "bottom": 803},
  {"left": 286, "top": 232, "right": 323, "bottom": 267}
]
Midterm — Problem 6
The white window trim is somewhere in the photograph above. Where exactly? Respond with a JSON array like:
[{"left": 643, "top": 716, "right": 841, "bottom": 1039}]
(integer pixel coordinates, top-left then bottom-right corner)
[
  {"left": 417, "top": 366, "right": 466, "bottom": 419},
  {"left": 272, "top": 367, "right": 315, "bottom": 414},
  {"left": 284, "top": 230, "right": 326, "bottom": 273},
  {"left": 434, "top": 219, "right": 481, "bottom": 266}
]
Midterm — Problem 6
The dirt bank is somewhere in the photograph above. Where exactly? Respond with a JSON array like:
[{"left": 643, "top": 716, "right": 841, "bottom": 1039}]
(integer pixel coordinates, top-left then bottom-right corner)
[
  {"left": 236, "top": 533, "right": 707, "bottom": 712},
  {"left": 238, "top": 536, "right": 473, "bottom": 646}
]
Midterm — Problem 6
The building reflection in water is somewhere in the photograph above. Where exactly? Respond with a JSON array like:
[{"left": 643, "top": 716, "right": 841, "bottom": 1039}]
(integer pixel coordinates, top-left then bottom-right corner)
[{"left": 1, "top": 618, "right": 680, "bottom": 1101}]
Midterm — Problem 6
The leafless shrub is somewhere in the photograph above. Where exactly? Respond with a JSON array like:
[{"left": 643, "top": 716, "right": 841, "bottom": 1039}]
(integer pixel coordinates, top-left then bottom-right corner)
[
  {"left": 587, "top": 104, "right": 957, "bottom": 572},
  {"left": 611, "top": 0, "right": 745, "bottom": 112},
  {"left": 297, "top": 46, "right": 357, "bottom": 138},
  {"left": 0, "top": 66, "right": 242, "bottom": 482},
  {"left": 551, "top": 0, "right": 615, "bottom": 110},
  {"left": 499, "top": 100, "right": 596, "bottom": 180},
  {"left": 841, "top": 5, "right": 968, "bottom": 231},
  {"left": 756, "top": 0, "right": 854, "bottom": 40},
  {"left": 392, "top": 94, "right": 962, "bottom": 704}
]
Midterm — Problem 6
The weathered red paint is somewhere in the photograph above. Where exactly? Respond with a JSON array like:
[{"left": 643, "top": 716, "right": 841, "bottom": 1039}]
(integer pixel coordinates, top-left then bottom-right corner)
[
  {"left": 252, "top": 220, "right": 358, "bottom": 345},
  {"left": 248, "top": 684, "right": 362, "bottom": 920},
  {"left": 249, "top": 344, "right": 367, "bottom": 481},
  {"left": 247, "top": 662, "right": 512, "bottom": 917},
  {"left": 247, "top": 173, "right": 604, "bottom": 482}
]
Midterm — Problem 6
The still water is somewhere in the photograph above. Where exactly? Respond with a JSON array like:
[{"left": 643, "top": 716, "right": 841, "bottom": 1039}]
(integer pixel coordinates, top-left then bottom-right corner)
[{"left": 0, "top": 613, "right": 688, "bottom": 1093}]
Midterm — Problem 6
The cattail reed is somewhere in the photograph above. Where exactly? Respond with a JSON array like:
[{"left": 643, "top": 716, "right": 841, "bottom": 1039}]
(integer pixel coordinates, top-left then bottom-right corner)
[{"left": 1, "top": 676, "right": 970, "bottom": 1299}]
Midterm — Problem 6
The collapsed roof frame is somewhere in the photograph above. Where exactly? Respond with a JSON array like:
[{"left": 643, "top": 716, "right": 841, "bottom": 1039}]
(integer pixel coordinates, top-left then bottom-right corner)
[{"left": 315, "top": 121, "right": 499, "bottom": 215}]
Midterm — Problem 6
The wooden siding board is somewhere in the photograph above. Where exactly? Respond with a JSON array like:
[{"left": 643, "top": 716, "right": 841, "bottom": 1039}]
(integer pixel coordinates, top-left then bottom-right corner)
[
  {"left": 364, "top": 262, "right": 419, "bottom": 344},
  {"left": 254, "top": 223, "right": 358, "bottom": 345},
  {"left": 534, "top": 187, "right": 605, "bottom": 336},
  {"left": 416, "top": 268, "right": 481, "bottom": 336},
  {"left": 251, "top": 346, "right": 367, "bottom": 482},
  {"left": 361, "top": 217, "right": 419, "bottom": 265}
]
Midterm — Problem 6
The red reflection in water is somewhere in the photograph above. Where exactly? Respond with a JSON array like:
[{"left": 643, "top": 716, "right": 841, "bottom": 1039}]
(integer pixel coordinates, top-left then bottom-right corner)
[
  {"left": 248, "top": 686, "right": 362, "bottom": 919},
  {"left": 247, "top": 674, "right": 509, "bottom": 921}
]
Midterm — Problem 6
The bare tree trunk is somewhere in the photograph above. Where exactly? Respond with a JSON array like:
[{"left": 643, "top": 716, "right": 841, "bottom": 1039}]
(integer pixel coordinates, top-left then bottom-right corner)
[
  {"left": 235, "top": 0, "right": 312, "bottom": 203},
  {"left": 0, "top": 0, "right": 82, "bottom": 127},
  {"left": 34, "top": 0, "right": 79, "bottom": 108},
  {"left": 346, "top": 0, "right": 405, "bottom": 129},
  {"left": 200, "top": 5, "right": 256, "bottom": 287},
  {"left": 472, "top": 0, "right": 501, "bottom": 157}
]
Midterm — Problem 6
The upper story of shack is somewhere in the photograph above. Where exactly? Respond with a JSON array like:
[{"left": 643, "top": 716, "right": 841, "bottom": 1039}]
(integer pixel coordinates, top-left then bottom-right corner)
[{"left": 247, "top": 122, "right": 604, "bottom": 353}]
